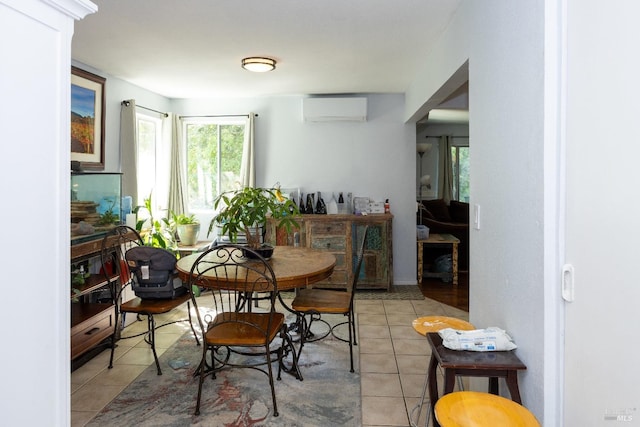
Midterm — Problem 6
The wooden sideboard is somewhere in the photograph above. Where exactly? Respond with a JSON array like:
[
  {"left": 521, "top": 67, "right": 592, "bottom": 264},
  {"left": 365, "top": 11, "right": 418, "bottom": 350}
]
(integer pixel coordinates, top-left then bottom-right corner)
[
  {"left": 70, "top": 234, "right": 117, "bottom": 360},
  {"left": 266, "top": 214, "right": 393, "bottom": 290}
]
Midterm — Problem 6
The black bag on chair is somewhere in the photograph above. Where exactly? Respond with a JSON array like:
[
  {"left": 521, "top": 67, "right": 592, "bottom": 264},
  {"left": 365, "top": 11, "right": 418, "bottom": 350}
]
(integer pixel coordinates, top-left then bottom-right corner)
[{"left": 125, "top": 246, "right": 186, "bottom": 299}]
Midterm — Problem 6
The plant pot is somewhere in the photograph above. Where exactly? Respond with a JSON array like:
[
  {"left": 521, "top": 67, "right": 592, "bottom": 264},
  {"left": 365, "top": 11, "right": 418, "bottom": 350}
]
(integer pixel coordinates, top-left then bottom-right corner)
[
  {"left": 176, "top": 223, "right": 200, "bottom": 246},
  {"left": 243, "top": 244, "right": 274, "bottom": 260}
]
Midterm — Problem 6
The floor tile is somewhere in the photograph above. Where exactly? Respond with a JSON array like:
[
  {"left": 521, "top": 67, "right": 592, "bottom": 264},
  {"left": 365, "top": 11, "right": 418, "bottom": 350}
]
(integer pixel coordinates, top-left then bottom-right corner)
[
  {"left": 71, "top": 296, "right": 466, "bottom": 426},
  {"left": 361, "top": 372, "right": 403, "bottom": 397},
  {"left": 71, "top": 383, "right": 126, "bottom": 412},
  {"left": 359, "top": 324, "right": 391, "bottom": 339},
  {"left": 399, "top": 373, "right": 428, "bottom": 398},
  {"left": 389, "top": 324, "right": 423, "bottom": 340},
  {"left": 358, "top": 338, "right": 395, "bottom": 354},
  {"left": 361, "top": 396, "right": 409, "bottom": 426},
  {"left": 383, "top": 300, "right": 416, "bottom": 313},
  {"left": 359, "top": 313, "right": 389, "bottom": 326},
  {"left": 88, "top": 363, "right": 147, "bottom": 386},
  {"left": 395, "top": 354, "right": 429, "bottom": 375},
  {"left": 392, "top": 339, "right": 431, "bottom": 356},
  {"left": 359, "top": 353, "right": 399, "bottom": 374},
  {"left": 70, "top": 410, "right": 97, "bottom": 427},
  {"left": 386, "top": 312, "right": 421, "bottom": 326},
  {"left": 404, "top": 396, "right": 434, "bottom": 427}
]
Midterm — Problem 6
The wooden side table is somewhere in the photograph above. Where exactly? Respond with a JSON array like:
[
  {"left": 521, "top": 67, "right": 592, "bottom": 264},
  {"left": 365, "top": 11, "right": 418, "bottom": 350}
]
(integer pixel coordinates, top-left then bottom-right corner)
[
  {"left": 426, "top": 333, "right": 527, "bottom": 427},
  {"left": 417, "top": 233, "right": 460, "bottom": 285},
  {"left": 410, "top": 316, "right": 475, "bottom": 427}
]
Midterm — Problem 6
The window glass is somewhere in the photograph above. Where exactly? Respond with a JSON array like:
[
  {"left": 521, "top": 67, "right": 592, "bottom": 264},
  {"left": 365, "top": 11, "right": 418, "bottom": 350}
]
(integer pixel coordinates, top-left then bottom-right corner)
[
  {"left": 185, "top": 120, "right": 245, "bottom": 211},
  {"left": 451, "top": 145, "right": 470, "bottom": 202},
  {"left": 136, "top": 114, "right": 162, "bottom": 209}
]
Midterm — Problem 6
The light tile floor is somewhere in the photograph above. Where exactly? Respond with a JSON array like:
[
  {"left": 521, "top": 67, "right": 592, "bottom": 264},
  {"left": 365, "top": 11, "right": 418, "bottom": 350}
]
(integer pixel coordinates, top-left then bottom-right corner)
[{"left": 71, "top": 296, "right": 469, "bottom": 427}]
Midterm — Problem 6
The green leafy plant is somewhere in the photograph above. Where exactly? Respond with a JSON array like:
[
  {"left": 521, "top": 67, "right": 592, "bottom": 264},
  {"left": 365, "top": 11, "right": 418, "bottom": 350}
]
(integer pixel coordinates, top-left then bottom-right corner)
[
  {"left": 169, "top": 211, "right": 199, "bottom": 226},
  {"left": 133, "top": 192, "right": 174, "bottom": 249},
  {"left": 97, "top": 209, "right": 120, "bottom": 226},
  {"left": 208, "top": 187, "right": 299, "bottom": 249}
]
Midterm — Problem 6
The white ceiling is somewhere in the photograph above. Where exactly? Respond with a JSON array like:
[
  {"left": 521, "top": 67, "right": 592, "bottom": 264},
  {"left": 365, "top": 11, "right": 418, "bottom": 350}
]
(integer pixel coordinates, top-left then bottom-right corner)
[{"left": 72, "top": 0, "right": 462, "bottom": 99}]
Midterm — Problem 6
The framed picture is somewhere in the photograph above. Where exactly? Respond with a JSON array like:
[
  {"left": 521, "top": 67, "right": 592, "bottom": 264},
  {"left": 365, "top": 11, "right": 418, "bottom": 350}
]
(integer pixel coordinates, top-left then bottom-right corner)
[{"left": 71, "top": 66, "right": 105, "bottom": 170}]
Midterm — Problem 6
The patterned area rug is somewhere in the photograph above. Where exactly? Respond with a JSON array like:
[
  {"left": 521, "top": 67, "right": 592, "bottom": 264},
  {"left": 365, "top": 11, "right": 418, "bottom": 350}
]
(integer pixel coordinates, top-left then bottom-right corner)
[{"left": 88, "top": 323, "right": 361, "bottom": 426}]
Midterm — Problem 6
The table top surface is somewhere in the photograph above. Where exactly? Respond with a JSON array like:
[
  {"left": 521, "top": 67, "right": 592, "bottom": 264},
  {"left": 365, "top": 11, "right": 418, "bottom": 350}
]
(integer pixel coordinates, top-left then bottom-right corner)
[
  {"left": 427, "top": 333, "right": 527, "bottom": 370},
  {"left": 412, "top": 316, "right": 475, "bottom": 336},
  {"left": 418, "top": 233, "right": 460, "bottom": 244},
  {"left": 176, "top": 246, "right": 336, "bottom": 291},
  {"left": 435, "top": 391, "right": 540, "bottom": 427}
]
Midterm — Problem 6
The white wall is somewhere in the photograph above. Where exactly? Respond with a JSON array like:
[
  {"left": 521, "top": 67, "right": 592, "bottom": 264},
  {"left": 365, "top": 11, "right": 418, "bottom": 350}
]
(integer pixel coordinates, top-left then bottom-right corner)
[
  {"left": 0, "top": 0, "right": 95, "bottom": 424},
  {"left": 405, "top": 1, "right": 549, "bottom": 423},
  {"left": 71, "top": 61, "right": 173, "bottom": 173},
  {"left": 174, "top": 95, "right": 418, "bottom": 284}
]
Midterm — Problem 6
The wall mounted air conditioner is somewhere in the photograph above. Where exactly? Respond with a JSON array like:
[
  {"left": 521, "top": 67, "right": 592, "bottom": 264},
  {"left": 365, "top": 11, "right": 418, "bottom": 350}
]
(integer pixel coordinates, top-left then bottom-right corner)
[{"left": 302, "top": 97, "right": 367, "bottom": 122}]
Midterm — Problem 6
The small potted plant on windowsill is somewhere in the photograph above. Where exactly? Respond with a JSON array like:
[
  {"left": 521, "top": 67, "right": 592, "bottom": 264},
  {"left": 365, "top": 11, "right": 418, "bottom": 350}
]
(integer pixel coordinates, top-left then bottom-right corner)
[
  {"left": 170, "top": 212, "right": 200, "bottom": 246},
  {"left": 208, "top": 186, "right": 300, "bottom": 258}
]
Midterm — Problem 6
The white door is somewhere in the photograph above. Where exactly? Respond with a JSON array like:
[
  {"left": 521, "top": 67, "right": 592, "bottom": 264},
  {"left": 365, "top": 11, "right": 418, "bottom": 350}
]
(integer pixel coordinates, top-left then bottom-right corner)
[{"left": 563, "top": 1, "right": 640, "bottom": 425}]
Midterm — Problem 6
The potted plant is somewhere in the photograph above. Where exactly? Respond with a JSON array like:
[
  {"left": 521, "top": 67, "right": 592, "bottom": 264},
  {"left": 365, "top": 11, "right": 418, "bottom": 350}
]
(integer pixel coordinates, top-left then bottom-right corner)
[
  {"left": 133, "top": 193, "right": 175, "bottom": 249},
  {"left": 170, "top": 212, "right": 200, "bottom": 246},
  {"left": 208, "top": 186, "right": 300, "bottom": 257}
]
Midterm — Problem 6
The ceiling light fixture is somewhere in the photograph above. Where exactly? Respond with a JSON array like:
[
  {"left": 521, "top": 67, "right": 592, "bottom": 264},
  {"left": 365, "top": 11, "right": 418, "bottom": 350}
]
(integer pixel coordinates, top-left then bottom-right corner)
[{"left": 241, "top": 57, "right": 276, "bottom": 72}]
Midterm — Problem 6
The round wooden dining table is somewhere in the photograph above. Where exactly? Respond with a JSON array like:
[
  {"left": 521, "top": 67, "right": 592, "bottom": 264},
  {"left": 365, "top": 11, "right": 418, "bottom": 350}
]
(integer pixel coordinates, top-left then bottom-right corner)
[{"left": 175, "top": 245, "right": 336, "bottom": 290}]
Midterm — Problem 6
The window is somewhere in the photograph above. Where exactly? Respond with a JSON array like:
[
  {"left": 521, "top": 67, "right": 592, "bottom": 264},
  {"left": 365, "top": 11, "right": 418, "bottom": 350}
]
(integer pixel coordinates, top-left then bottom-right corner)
[
  {"left": 184, "top": 119, "right": 245, "bottom": 212},
  {"left": 451, "top": 145, "right": 469, "bottom": 202},
  {"left": 136, "top": 112, "right": 169, "bottom": 214}
]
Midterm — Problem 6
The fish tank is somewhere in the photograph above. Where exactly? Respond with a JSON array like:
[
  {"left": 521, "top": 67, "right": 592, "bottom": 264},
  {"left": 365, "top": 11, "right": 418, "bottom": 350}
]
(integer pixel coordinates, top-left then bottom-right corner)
[{"left": 71, "top": 172, "right": 123, "bottom": 244}]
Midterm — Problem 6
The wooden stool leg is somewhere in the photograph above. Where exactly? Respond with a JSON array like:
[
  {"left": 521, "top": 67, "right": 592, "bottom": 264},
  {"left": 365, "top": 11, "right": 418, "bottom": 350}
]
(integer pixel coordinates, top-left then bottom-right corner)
[
  {"left": 506, "top": 370, "right": 523, "bottom": 404},
  {"left": 488, "top": 377, "right": 499, "bottom": 395},
  {"left": 427, "top": 354, "right": 440, "bottom": 427},
  {"left": 444, "top": 369, "right": 456, "bottom": 394}
]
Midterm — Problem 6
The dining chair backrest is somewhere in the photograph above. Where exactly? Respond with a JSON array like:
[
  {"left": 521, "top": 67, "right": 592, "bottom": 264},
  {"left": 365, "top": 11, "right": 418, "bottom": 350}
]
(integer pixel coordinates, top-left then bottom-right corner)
[
  {"left": 187, "top": 244, "right": 279, "bottom": 340},
  {"left": 348, "top": 225, "right": 369, "bottom": 307},
  {"left": 100, "top": 225, "right": 144, "bottom": 297}
]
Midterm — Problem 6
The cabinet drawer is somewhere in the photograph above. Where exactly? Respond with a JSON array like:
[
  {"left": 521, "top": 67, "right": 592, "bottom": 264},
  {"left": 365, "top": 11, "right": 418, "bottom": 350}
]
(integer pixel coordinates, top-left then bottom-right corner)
[
  {"left": 311, "top": 236, "right": 346, "bottom": 251},
  {"left": 71, "top": 303, "right": 114, "bottom": 359},
  {"left": 309, "top": 221, "right": 347, "bottom": 236}
]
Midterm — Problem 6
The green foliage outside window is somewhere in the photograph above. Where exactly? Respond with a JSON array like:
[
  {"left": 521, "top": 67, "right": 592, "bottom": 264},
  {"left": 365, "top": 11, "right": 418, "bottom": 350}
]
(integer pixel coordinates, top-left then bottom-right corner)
[
  {"left": 451, "top": 146, "right": 470, "bottom": 202},
  {"left": 186, "top": 123, "right": 244, "bottom": 210}
]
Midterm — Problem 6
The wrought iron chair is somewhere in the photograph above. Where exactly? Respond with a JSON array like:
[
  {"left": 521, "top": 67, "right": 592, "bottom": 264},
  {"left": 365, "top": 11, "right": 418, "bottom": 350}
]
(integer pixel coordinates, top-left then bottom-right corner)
[
  {"left": 187, "top": 244, "right": 300, "bottom": 417},
  {"left": 101, "top": 225, "right": 199, "bottom": 375},
  {"left": 291, "top": 226, "right": 369, "bottom": 372}
]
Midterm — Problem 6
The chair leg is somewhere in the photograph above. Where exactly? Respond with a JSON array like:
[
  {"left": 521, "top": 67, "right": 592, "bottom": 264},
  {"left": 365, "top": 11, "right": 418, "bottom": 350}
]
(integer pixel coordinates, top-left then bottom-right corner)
[
  {"left": 108, "top": 309, "right": 120, "bottom": 369},
  {"left": 147, "top": 315, "right": 162, "bottom": 375},
  {"left": 350, "top": 308, "right": 357, "bottom": 346},
  {"left": 348, "top": 311, "right": 354, "bottom": 373},
  {"left": 186, "top": 302, "right": 200, "bottom": 346},
  {"left": 265, "top": 343, "right": 279, "bottom": 417},
  {"left": 194, "top": 346, "right": 208, "bottom": 416}
]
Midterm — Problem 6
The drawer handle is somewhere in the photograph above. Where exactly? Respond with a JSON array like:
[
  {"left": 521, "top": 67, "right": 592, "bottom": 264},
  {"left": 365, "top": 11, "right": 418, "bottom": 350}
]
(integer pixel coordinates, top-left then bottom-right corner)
[{"left": 85, "top": 327, "right": 100, "bottom": 335}]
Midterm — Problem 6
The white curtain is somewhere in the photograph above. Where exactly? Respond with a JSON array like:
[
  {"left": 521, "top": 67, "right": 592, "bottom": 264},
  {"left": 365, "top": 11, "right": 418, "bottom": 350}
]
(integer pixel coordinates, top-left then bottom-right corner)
[
  {"left": 167, "top": 113, "right": 187, "bottom": 215},
  {"left": 239, "top": 113, "right": 256, "bottom": 188},
  {"left": 120, "top": 100, "right": 138, "bottom": 206},
  {"left": 438, "top": 135, "right": 454, "bottom": 203}
]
